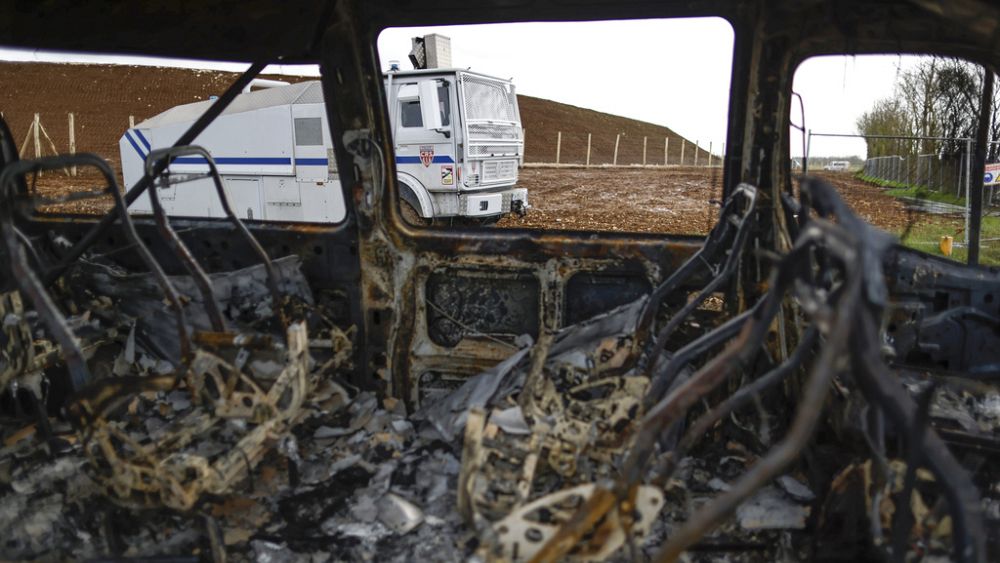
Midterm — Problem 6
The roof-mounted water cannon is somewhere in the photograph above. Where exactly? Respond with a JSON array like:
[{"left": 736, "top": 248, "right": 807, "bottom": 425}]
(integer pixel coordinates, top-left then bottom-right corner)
[{"left": 409, "top": 34, "right": 451, "bottom": 70}]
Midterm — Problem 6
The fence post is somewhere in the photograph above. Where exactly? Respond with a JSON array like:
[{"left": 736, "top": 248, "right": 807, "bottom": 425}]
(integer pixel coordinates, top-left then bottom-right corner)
[
  {"left": 680, "top": 139, "right": 685, "bottom": 166},
  {"left": 956, "top": 153, "right": 962, "bottom": 198},
  {"left": 708, "top": 141, "right": 713, "bottom": 167},
  {"left": 694, "top": 140, "right": 700, "bottom": 167},
  {"left": 642, "top": 136, "right": 647, "bottom": 166},
  {"left": 33, "top": 113, "right": 41, "bottom": 160},
  {"left": 68, "top": 113, "right": 77, "bottom": 176},
  {"left": 586, "top": 133, "right": 591, "bottom": 168},
  {"left": 18, "top": 120, "right": 32, "bottom": 158},
  {"left": 965, "top": 139, "right": 973, "bottom": 254},
  {"left": 664, "top": 137, "right": 669, "bottom": 166},
  {"left": 613, "top": 134, "right": 620, "bottom": 166},
  {"left": 555, "top": 131, "right": 561, "bottom": 165}
]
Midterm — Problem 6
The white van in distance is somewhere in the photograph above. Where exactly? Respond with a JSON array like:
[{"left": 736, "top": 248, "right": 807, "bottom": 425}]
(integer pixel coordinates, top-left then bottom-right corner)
[{"left": 823, "top": 160, "right": 851, "bottom": 172}]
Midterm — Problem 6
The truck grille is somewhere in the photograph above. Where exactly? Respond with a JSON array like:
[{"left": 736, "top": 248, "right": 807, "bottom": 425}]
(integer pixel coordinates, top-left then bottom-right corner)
[
  {"left": 467, "top": 123, "right": 521, "bottom": 141},
  {"left": 468, "top": 144, "right": 520, "bottom": 157},
  {"left": 481, "top": 160, "right": 517, "bottom": 183}
]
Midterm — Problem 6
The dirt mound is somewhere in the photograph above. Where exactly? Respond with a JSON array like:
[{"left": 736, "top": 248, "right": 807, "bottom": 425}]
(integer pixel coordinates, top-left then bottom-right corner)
[
  {"left": 519, "top": 95, "right": 712, "bottom": 165},
  {"left": 0, "top": 62, "right": 709, "bottom": 174},
  {"left": 0, "top": 62, "right": 310, "bottom": 177}
]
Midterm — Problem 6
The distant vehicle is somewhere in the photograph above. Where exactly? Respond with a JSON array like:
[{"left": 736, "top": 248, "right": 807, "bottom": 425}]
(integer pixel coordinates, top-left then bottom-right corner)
[{"left": 823, "top": 160, "right": 850, "bottom": 172}]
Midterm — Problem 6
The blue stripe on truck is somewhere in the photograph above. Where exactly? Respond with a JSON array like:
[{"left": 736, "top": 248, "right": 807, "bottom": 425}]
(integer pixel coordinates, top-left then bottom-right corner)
[
  {"left": 124, "top": 139, "right": 456, "bottom": 169},
  {"left": 173, "top": 157, "right": 293, "bottom": 165},
  {"left": 133, "top": 129, "right": 152, "bottom": 151},
  {"left": 124, "top": 132, "right": 146, "bottom": 160}
]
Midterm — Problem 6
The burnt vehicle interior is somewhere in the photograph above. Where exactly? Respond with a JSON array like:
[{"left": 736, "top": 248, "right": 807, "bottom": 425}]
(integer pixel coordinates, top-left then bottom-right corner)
[{"left": 2, "top": 0, "right": 1000, "bottom": 561}]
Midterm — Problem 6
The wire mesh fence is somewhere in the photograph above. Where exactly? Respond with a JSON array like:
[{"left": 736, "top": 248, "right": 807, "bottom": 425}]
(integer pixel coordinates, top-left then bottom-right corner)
[{"left": 812, "top": 131, "right": 1000, "bottom": 264}]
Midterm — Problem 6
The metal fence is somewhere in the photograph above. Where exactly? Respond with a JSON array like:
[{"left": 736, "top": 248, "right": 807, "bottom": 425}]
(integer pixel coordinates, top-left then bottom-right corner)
[
  {"left": 860, "top": 153, "right": 969, "bottom": 198},
  {"left": 523, "top": 129, "right": 723, "bottom": 167},
  {"left": 862, "top": 154, "right": 962, "bottom": 194}
]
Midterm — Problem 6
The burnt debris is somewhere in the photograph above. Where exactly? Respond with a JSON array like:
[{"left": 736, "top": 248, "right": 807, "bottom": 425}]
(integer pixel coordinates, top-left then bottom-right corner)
[{"left": 0, "top": 139, "right": 997, "bottom": 562}]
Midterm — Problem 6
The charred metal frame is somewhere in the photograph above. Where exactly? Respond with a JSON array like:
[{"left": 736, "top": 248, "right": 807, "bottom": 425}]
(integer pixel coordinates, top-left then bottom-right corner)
[
  {"left": 142, "top": 145, "right": 289, "bottom": 334},
  {"left": 0, "top": 154, "right": 194, "bottom": 387}
]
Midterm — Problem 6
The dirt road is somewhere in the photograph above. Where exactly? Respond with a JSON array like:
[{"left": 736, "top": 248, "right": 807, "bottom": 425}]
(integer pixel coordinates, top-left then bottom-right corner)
[
  {"left": 497, "top": 166, "right": 725, "bottom": 234},
  {"left": 498, "top": 167, "right": 914, "bottom": 235}
]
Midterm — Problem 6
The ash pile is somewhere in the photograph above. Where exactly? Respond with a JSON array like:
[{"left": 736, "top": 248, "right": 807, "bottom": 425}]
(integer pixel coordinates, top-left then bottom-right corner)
[{"left": 0, "top": 150, "right": 998, "bottom": 563}]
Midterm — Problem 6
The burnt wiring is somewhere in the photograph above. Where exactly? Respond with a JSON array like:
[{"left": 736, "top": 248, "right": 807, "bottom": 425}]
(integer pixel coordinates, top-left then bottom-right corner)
[{"left": 529, "top": 177, "right": 985, "bottom": 563}]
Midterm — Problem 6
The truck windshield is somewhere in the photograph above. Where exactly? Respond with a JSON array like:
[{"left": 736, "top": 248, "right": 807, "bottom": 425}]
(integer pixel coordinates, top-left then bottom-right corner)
[{"left": 463, "top": 75, "right": 518, "bottom": 123}]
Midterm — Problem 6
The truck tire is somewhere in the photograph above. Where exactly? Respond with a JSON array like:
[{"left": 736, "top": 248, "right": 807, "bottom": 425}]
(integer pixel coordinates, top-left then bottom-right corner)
[
  {"left": 473, "top": 215, "right": 501, "bottom": 226},
  {"left": 400, "top": 200, "right": 430, "bottom": 226}
]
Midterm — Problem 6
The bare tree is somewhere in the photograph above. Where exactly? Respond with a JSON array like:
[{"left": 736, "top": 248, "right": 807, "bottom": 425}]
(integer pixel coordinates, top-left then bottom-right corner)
[
  {"left": 858, "top": 56, "right": 1000, "bottom": 160},
  {"left": 856, "top": 97, "right": 911, "bottom": 157}
]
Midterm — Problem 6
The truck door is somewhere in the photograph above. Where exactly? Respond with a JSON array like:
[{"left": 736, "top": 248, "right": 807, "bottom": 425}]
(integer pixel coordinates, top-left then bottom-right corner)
[
  {"left": 291, "top": 105, "right": 328, "bottom": 183},
  {"left": 224, "top": 177, "right": 263, "bottom": 220},
  {"left": 392, "top": 79, "right": 456, "bottom": 194},
  {"left": 288, "top": 104, "right": 342, "bottom": 222}
]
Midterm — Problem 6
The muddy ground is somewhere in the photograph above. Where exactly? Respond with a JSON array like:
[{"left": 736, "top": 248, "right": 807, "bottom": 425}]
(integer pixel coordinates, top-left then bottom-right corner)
[
  {"left": 496, "top": 166, "right": 725, "bottom": 234},
  {"left": 28, "top": 166, "right": 919, "bottom": 238},
  {"left": 497, "top": 167, "right": 916, "bottom": 235}
]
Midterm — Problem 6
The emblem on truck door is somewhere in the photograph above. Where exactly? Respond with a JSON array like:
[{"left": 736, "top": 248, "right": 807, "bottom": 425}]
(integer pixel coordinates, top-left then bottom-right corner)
[{"left": 419, "top": 145, "right": 434, "bottom": 167}]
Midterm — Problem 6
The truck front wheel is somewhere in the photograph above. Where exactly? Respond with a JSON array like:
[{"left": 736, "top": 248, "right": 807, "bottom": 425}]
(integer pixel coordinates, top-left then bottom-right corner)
[{"left": 400, "top": 200, "right": 430, "bottom": 226}]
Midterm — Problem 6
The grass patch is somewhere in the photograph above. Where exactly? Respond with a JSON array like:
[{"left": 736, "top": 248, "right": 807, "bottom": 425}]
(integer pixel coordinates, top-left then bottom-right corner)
[
  {"left": 855, "top": 173, "right": 967, "bottom": 206},
  {"left": 895, "top": 214, "right": 1000, "bottom": 265}
]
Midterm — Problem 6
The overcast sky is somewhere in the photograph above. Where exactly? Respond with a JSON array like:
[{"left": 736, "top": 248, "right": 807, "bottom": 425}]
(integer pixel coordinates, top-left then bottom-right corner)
[
  {"left": 1, "top": 18, "right": 928, "bottom": 158},
  {"left": 378, "top": 19, "right": 735, "bottom": 151},
  {"left": 793, "top": 54, "right": 915, "bottom": 158}
]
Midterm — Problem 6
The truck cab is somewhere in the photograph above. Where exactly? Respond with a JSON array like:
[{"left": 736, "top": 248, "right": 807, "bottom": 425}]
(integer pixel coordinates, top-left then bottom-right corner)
[{"left": 385, "top": 68, "right": 527, "bottom": 221}]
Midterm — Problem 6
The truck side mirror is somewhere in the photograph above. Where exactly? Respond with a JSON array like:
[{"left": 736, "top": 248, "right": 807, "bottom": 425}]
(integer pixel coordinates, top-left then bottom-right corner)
[{"left": 418, "top": 81, "right": 443, "bottom": 131}]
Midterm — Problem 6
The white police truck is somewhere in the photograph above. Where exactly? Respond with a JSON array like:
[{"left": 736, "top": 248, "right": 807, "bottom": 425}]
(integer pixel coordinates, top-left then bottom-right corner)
[{"left": 120, "top": 69, "right": 527, "bottom": 223}]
